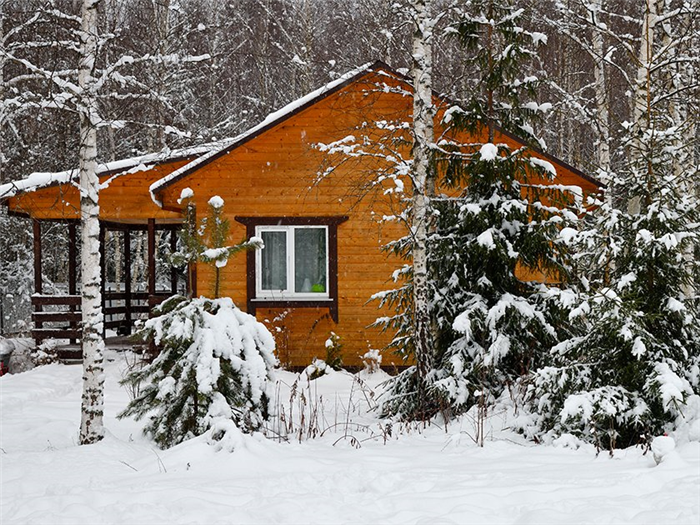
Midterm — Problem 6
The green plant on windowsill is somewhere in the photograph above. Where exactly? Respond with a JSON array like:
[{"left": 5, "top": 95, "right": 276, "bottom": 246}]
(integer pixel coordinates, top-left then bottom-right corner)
[{"left": 311, "top": 283, "right": 325, "bottom": 293}]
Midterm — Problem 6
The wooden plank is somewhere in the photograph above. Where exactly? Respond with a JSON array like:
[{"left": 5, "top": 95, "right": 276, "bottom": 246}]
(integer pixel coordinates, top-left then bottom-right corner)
[
  {"left": 68, "top": 222, "right": 78, "bottom": 343},
  {"left": 124, "top": 228, "right": 132, "bottom": 332},
  {"left": 130, "top": 305, "right": 150, "bottom": 313},
  {"left": 99, "top": 223, "right": 106, "bottom": 318},
  {"left": 104, "top": 306, "right": 127, "bottom": 316},
  {"left": 170, "top": 229, "right": 178, "bottom": 294},
  {"left": 104, "top": 292, "right": 128, "bottom": 300},
  {"left": 33, "top": 220, "right": 42, "bottom": 294},
  {"left": 31, "top": 295, "right": 81, "bottom": 306},
  {"left": 148, "top": 218, "right": 156, "bottom": 297},
  {"left": 68, "top": 223, "right": 77, "bottom": 295},
  {"left": 32, "top": 312, "right": 82, "bottom": 323},
  {"left": 32, "top": 329, "right": 82, "bottom": 340}
]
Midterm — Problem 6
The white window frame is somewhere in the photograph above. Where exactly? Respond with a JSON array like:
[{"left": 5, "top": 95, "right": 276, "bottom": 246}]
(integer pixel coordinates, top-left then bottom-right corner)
[{"left": 254, "top": 225, "right": 330, "bottom": 300}]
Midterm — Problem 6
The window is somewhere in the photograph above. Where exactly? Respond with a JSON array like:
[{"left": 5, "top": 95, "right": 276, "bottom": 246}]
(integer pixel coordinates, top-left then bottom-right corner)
[
  {"left": 256, "top": 225, "right": 328, "bottom": 299},
  {"left": 235, "top": 216, "right": 348, "bottom": 322}
]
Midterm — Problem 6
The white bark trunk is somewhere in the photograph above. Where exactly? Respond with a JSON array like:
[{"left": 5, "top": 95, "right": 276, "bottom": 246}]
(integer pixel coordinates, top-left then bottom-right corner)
[
  {"left": 411, "top": 0, "right": 435, "bottom": 393},
  {"left": 590, "top": 0, "right": 610, "bottom": 178},
  {"left": 628, "top": 0, "right": 659, "bottom": 216},
  {"left": 79, "top": 0, "right": 105, "bottom": 445}
]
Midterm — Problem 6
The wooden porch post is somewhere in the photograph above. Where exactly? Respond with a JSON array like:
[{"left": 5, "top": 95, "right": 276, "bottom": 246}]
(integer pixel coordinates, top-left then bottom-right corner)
[
  {"left": 68, "top": 222, "right": 77, "bottom": 295},
  {"left": 68, "top": 222, "right": 78, "bottom": 344},
  {"left": 32, "top": 220, "right": 42, "bottom": 295},
  {"left": 32, "top": 220, "right": 43, "bottom": 335},
  {"left": 124, "top": 228, "right": 132, "bottom": 334},
  {"left": 99, "top": 223, "right": 106, "bottom": 336},
  {"left": 148, "top": 219, "right": 156, "bottom": 305},
  {"left": 170, "top": 229, "right": 178, "bottom": 295}
]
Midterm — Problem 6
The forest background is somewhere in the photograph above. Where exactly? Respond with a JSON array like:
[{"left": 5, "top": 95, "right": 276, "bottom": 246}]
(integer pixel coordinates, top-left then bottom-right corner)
[{"left": 0, "top": 0, "right": 697, "bottom": 334}]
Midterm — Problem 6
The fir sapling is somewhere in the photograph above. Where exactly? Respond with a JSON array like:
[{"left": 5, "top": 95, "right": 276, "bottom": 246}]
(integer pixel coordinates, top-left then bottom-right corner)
[
  {"left": 525, "top": 12, "right": 700, "bottom": 447},
  {"left": 119, "top": 295, "right": 277, "bottom": 449},
  {"left": 119, "top": 190, "right": 275, "bottom": 449}
]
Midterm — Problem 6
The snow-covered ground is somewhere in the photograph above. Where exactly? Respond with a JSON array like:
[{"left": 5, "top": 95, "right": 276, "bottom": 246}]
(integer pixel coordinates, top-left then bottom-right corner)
[{"left": 2, "top": 350, "right": 699, "bottom": 525}]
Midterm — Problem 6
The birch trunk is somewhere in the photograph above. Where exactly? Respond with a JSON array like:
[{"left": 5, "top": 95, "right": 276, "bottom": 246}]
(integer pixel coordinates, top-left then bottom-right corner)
[
  {"left": 410, "top": 0, "right": 435, "bottom": 411},
  {"left": 79, "top": 0, "right": 105, "bottom": 445},
  {"left": 590, "top": 0, "right": 610, "bottom": 178},
  {"left": 628, "top": 0, "right": 658, "bottom": 216}
]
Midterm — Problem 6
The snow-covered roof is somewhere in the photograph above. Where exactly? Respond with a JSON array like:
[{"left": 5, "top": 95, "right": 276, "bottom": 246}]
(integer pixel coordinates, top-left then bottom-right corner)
[
  {"left": 0, "top": 140, "right": 233, "bottom": 200},
  {"left": 148, "top": 61, "right": 378, "bottom": 204},
  {"left": 2, "top": 60, "right": 601, "bottom": 208},
  {"left": 1, "top": 61, "right": 381, "bottom": 206}
]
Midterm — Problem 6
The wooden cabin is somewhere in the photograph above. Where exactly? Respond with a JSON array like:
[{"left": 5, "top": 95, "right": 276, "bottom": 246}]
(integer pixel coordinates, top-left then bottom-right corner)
[{"left": 1, "top": 61, "right": 601, "bottom": 367}]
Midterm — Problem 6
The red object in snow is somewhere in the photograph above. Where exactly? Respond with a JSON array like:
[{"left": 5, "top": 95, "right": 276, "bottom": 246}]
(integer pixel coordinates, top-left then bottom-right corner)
[{"left": 0, "top": 361, "right": 8, "bottom": 376}]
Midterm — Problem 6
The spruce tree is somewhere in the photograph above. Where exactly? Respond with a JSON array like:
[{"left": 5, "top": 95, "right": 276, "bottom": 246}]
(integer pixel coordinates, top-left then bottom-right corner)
[
  {"left": 378, "top": 1, "right": 579, "bottom": 427},
  {"left": 528, "top": 2, "right": 700, "bottom": 450},
  {"left": 120, "top": 191, "right": 273, "bottom": 449}
]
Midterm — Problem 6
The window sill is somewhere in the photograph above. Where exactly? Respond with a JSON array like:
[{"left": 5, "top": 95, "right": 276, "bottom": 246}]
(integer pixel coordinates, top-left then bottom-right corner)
[{"left": 247, "top": 297, "right": 339, "bottom": 322}]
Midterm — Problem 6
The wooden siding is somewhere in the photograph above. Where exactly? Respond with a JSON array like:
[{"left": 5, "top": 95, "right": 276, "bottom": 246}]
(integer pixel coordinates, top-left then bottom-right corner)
[
  {"left": 158, "top": 71, "right": 600, "bottom": 368},
  {"left": 7, "top": 67, "right": 600, "bottom": 368}
]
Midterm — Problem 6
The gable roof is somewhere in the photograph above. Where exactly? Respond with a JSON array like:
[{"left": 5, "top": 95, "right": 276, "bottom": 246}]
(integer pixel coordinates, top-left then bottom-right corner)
[
  {"left": 3, "top": 60, "right": 601, "bottom": 208},
  {"left": 149, "top": 60, "right": 601, "bottom": 204},
  {"left": 148, "top": 61, "right": 379, "bottom": 204}
]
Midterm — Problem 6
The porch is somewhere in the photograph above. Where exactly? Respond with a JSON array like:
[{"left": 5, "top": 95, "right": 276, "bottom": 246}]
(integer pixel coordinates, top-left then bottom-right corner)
[{"left": 30, "top": 218, "right": 188, "bottom": 352}]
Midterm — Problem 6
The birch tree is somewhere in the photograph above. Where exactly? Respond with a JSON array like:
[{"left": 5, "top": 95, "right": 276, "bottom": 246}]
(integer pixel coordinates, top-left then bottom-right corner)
[
  {"left": 2, "top": 0, "right": 214, "bottom": 443},
  {"left": 408, "top": 0, "right": 437, "bottom": 420},
  {"left": 78, "top": 0, "right": 105, "bottom": 445}
]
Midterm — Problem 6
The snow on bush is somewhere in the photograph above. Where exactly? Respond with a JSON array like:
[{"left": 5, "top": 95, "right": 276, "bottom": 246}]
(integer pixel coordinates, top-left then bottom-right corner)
[{"left": 119, "top": 295, "right": 277, "bottom": 449}]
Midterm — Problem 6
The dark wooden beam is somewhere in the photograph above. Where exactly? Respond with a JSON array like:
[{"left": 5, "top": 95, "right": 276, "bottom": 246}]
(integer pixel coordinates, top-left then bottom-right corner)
[
  {"left": 68, "top": 223, "right": 77, "bottom": 295},
  {"left": 32, "top": 220, "right": 42, "bottom": 294},
  {"left": 68, "top": 222, "right": 78, "bottom": 344},
  {"left": 99, "top": 223, "right": 106, "bottom": 290},
  {"left": 32, "top": 311, "right": 82, "bottom": 323},
  {"left": 148, "top": 218, "right": 156, "bottom": 298},
  {"left": 99, "top": 223, "right": 106, "bottom": 336},
  {"left": 32, "top": 220, "right": 43, "bottom": 339},
  {"left": 124, "top": 228, "right": 132, "bottom": 333},
  {"left": 99, "top": 220, "right": 181, "bottom": 232},
  {"left": 31, "top": 295, "right": 81, "bottom": 306},
  {"left": 170, "top": 229, "right": 178, "bottom": 294}
]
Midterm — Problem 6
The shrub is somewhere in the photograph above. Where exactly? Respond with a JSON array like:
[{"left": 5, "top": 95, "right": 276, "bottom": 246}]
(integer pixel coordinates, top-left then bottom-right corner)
[{"left": 119, "top": 295, "right": 277, "bottom": 449}]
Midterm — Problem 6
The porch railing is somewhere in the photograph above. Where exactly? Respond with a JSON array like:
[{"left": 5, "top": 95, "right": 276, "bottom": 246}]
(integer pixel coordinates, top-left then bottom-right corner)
[{"left": 31, "top": 292, "right": 171, "bottom": 347}]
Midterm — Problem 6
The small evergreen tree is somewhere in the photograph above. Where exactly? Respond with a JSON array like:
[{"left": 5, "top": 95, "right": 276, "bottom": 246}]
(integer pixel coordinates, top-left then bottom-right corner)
[
  {"left": 528, "top": 128, "right": 699, "bottom": 451},
  {"left": 119, "top": 295, "right": 277, "bottom": 449},
  {"left": 119, "top": 190, "right": 274, "bottom": 449},
  {"left": 202, "top": 195, "right": 230, "bottom": 299}
]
